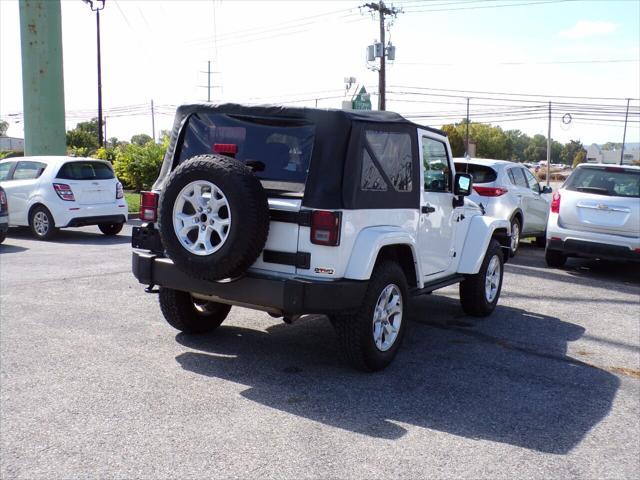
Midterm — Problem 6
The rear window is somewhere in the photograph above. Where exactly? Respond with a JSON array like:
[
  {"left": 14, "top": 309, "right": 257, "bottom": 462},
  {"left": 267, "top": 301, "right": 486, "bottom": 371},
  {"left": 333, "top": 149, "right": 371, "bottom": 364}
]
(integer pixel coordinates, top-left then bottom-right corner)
[
  {"left": 454, "top": 163, "right": 497, "bottom": 184},
  {"left": 57, "top": 161, "right": 115, "bottom": 180},
  {"left": 178, "top": 112, "right": 315, "bottom": 190},
  {"left": 565, "top": 167, "right": 640, "bottom": 198}
]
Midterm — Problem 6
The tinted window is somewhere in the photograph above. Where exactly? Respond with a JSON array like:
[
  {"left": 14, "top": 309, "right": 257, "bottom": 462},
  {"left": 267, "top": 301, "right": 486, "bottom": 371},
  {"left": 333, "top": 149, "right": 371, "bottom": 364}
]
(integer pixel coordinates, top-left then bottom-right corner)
[
  {"left": 364, "top": 131, "right": 412, "bottom": 192},
  {"left": 57, "top": 161, "right": 115, "bottom": 180},
  {"left": 178, "top": 112, "right": 315, "bottom": 189},
  {"left": 565, "top": 167, "right": 640, "bottom": 198},
  {"left": 0, "top": 162, "right": 14, "bottom": 181},
  {"left": 422, "top": 138, "right": 451, "bottom": 192},
  {"left": 454, "top": 163, "right": 497, "bottom": 184},
  {"left": 511, "top": 168, "right": 529, "bottom": 188},
  {"left": 360, "top": 150, "right": 387, "bottom": 191},
  {"left": 12, "top": 161, "right": 47, "bottom": 180},
  {"left": 523, "top": 168, "right": 541, "bottom": 193}
]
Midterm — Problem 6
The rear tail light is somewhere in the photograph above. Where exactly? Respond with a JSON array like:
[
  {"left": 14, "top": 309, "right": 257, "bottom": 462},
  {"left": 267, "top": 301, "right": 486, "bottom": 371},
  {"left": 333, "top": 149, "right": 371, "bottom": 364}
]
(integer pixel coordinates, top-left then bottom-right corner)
[
  {"left": 473, "top": 186, "right": 508, "bottom": 197},
  {"left": 310, "top": 210, "right": 341, "bottom": 246},
  {"left": 116, "top": 182, "right": 124, "bottom": 199},
  {"left": 53, "top": 183, "right": 75, "bottom": 201},
  {"left": 140, "top": 191, "right": 159, "bottom": 222},
  {"left": 213, "top": 143, "right": 238, "bottom": 157},
  {"left": 551, "top": 192, "right": 561, "bottom": 213}
]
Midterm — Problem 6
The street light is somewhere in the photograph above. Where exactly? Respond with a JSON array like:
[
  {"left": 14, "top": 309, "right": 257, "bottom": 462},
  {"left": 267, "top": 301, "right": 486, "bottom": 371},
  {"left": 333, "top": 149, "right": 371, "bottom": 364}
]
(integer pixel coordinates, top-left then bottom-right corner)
[{"left": 83, "top": 0, "right": 106, "bottom": 148}]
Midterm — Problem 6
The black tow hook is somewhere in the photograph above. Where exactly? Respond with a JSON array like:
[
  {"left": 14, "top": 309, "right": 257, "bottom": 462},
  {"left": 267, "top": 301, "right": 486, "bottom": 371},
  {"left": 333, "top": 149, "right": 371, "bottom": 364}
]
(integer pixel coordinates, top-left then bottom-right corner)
[{"left": 145, "top": 284, "right": 159, "bottom": 294}]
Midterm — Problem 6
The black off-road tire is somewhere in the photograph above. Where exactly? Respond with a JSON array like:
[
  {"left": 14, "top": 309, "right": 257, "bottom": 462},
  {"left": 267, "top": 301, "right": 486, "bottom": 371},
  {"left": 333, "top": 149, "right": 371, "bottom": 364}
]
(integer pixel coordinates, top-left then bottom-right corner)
[
  {"left": 158, "top": 287, "right": 231, "bottom": 334},
  {"left": 158, "top": 154, "right": 269, "bottom": 281},
  {"left": 545, "top": 249, "right": 567, "bottom": 268},
  {"left": 332, "top": 261, "right": 409, "bottom": 372},
  {"left": 29, "top": 205, "right": 58, "bottom": 240},
  {"left": 509, "top": 217, "right": 521, "bottom": 257},
  {"left": 98, "top": 222, "right": 124, "bottom": 236},
  {"left": 459, "top": 239, "right": 504, "bottom": 317}
]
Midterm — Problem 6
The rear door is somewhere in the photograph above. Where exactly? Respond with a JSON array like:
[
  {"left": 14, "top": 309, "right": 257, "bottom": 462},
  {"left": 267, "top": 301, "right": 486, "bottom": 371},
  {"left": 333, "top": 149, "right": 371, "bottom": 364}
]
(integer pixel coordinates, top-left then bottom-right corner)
[
  {"left": 522, "top": 168, "right": 549, "bottom": 233},
  {"left": 56, "top": 161, "right": 117, "bottom": 205},
  {"left": 559, "top": 166, "right": 640, "bottom": 237}
]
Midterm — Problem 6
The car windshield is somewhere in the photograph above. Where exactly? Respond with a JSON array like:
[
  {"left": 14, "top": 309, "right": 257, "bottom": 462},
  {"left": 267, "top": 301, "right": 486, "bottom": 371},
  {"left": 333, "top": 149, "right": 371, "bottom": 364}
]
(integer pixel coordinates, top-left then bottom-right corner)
[
  {"left": 454, "top": 163, "right": 497, "bottom": 184},
  {"left": 178, "top": 112, "right": 315, "bottom": 191},
  {"left": 565, "top": 167, "right": 640, "bottom": 198},
  {"left": 57, "top": 161, "right": 115, "bottom": 180}
]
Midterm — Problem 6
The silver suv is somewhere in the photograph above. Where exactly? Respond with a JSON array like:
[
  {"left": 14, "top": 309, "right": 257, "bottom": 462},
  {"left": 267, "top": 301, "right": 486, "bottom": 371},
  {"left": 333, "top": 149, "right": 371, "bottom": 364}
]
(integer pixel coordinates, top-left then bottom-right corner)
[{"left": 454, "top": 158, "right": 552, "bottom": 255}]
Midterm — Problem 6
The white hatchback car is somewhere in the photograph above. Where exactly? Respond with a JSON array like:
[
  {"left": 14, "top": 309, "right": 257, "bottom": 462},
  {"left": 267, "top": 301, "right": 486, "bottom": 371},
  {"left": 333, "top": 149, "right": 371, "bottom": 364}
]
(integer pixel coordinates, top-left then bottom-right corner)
[
  {"left": 0, "top": 156, "right": 128, "bottom": 240},
  {"left": 454, "top": 157, "right": 552, "bottom": 255},
  {"left": 545, "top": 163, "right": 640, "bottom": 267}
]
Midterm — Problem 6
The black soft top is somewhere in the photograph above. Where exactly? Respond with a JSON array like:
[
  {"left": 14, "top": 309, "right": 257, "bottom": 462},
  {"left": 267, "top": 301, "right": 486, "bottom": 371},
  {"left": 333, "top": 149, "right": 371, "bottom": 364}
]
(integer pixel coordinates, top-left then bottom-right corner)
[{"left": 156, "top": 103, "right": 444, "bottom": 209}]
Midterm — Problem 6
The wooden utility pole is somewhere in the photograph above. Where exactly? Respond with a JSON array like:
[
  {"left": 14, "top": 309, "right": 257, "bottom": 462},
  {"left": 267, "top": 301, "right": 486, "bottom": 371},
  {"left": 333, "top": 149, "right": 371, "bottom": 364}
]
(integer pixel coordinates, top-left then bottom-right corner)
[
  {"left": 620, "top": 98, "right": 630, "bottom": 165},
  {"left": 151, "top": 99, "right": 156, "bottom": 142},
  {"left": 363, "top": 1, "right": 400, "bottom": 111}
]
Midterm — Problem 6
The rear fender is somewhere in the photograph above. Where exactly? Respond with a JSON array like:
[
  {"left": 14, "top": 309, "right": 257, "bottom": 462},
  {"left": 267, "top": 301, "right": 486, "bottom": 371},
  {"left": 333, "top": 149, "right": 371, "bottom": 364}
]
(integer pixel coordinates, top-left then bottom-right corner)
[
  {"left": 457, "top": 216, "right": 510, "bottom": 274},
  {"left": 344, "top": 227, "right": 420, "bottom": 283}
]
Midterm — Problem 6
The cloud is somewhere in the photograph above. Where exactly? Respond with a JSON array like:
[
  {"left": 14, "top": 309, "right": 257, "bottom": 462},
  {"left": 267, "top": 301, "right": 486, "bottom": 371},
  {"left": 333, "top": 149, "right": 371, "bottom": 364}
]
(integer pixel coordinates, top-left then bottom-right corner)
[{"left": 559, "top": 21, "right": 618, "bottom": 39}]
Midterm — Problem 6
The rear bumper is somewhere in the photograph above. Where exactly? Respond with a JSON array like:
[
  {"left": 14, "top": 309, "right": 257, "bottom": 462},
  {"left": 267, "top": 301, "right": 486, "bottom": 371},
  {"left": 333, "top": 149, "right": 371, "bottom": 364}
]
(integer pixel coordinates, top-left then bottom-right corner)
[
  {"left": 547, "top": 238, "right": 640, "bottom": 262},
  {"left": 131, "top": 249, "right": 369, "bottom": 315},
  {"left": 55, "top": 202, "right": 128, "bottom": 227},
  {"left": 67, "top": 214, "right": 127, "bottom": 228}
]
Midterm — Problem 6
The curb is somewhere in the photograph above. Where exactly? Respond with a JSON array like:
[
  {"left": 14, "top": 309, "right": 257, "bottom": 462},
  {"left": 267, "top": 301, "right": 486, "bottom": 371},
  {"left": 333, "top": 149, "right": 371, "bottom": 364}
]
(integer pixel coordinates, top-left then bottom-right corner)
[{"left": 128, "top": 213, "right": 139, "bottom": 220}]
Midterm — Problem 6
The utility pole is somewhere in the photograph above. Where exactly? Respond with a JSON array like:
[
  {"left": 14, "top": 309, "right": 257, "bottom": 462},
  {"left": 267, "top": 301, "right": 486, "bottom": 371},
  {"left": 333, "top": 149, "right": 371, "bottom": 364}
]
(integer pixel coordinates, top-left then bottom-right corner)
[
  {"left": 465, "top": 98, "right": 470, "bottom": 156},
  {"left": 546, "top": 101, "right": 551, "bottom": 187},
  {"left": 363, "top": 1, "right": 400, "bottom": 111},
  {"left": 200, "top": 61, "right": 221, "bottom": 102},
  {"left": 83, "top": 0, "right": 106, "bottom": 148},
  {"left": 620, "top": 98, "right": 630, "bottom": 165},
  {"left": 151, "top": 99, "right": 156, "bottom": 142}
]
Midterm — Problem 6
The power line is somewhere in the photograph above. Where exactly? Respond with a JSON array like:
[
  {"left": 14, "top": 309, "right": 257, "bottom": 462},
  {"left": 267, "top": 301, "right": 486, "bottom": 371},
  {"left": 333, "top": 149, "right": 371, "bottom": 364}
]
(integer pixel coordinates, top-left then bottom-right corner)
[
  {"left": 402, "top": 0, "right": 579, "bottom": 13},
  {"left": 395, "top": 58, "right": 640, "bottom": 66}
]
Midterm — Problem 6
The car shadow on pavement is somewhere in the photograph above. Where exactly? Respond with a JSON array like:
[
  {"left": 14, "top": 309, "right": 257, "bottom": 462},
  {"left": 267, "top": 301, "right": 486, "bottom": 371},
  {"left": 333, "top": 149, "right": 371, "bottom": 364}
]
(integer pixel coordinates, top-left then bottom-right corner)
[
  {"left": 6, "top": 227, "right": 131, "bottom": 246},
  {"left": 174, "top": 295, "right": 619, "bottom": 454},
  {"left": 0, "top": 243, "right": 29, "bottom": 254}
]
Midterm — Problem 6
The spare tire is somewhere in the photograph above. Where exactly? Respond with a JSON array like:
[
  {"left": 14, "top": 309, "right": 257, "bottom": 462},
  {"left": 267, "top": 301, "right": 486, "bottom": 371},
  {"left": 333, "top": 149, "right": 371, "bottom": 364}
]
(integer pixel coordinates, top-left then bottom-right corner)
[{"left": 158, "top": 154, "right": 269, "bottom": 281}]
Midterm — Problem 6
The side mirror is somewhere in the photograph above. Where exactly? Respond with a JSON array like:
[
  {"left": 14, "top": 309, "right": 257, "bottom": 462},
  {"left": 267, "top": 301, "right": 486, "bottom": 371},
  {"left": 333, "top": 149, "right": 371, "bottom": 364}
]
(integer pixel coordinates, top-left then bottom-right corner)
[
  {"left": 541, "top": 185, "right": 552, "bottom": 194},
  {"left": 454, "top": 173, "right": 473, "bottom": 196}
]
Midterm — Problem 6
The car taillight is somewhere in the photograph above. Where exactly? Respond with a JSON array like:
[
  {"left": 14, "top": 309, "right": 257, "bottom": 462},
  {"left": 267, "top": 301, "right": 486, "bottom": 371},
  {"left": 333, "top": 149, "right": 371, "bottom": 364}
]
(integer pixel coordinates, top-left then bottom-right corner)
[
  {"left": 53, "top": 183, "right": 75, "bottom": 201},
  {"left": 473, "top": 186, "right": 508, "bottom": 197},
  {"left": 213, "top": 143, "right": 238, "bottom": 157},
  {"left": 116, "top": 182, "right": 124, "bottom": 199},
  {"left": 140, "top": 191, "right": 159, "bottom": 222},
  {"left": 551, "top": 192, "right": 561, "bottom": 213},
  {"left": 310, "top": 210, "right": 341, "bottom": 246}
]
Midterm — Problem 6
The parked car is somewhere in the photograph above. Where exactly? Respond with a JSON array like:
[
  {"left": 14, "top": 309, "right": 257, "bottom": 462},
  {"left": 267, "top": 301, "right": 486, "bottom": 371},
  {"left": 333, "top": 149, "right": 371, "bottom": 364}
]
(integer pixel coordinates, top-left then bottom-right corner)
[
  {"left": 132, "top": 104, "right": 511, "bottom": 371},
  {"left": 454, "top": 158, "right": 552, "bottom": 255},
  {"left": 0, "top": 186, "right": 8, "bottom": 244},
  {"left": 0, "top": 156, "right": 128, "bottom": 240},
  {"left": 545, "top": 163, "right": 640, "bottom": 267}
]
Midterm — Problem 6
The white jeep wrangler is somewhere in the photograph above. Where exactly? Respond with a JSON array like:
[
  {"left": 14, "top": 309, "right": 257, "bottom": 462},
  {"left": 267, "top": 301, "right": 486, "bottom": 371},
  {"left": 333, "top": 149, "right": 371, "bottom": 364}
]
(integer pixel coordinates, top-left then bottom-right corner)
[{"left": 132, "top": 104, "right": 510, "bottom": 371}]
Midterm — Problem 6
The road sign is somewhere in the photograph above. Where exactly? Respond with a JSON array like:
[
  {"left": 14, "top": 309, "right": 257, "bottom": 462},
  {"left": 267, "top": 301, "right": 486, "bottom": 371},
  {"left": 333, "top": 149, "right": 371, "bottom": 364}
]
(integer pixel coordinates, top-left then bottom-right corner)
[{"left": 352, "top": 86, "right": 372, "bottom": 111}]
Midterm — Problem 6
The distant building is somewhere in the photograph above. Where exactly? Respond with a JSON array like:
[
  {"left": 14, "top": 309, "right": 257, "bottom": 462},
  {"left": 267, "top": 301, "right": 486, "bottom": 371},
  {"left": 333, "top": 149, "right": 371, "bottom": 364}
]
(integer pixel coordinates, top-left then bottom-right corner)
[
  {"left": 0, "top": 136, "right": 25, "bottom": 151},
  {"left": 586, "top": 143, "right": 640, "bottom": 165}
]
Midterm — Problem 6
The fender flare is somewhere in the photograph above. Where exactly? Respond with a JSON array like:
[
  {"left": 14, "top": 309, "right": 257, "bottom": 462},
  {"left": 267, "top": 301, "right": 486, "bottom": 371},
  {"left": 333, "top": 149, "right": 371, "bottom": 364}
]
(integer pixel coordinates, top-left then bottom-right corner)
[
  {"left": 457, "top": 216, "right": 510, "bottom": 274},
  {"left": 344, "top": 226, "right": 420, "bottom": 282}
]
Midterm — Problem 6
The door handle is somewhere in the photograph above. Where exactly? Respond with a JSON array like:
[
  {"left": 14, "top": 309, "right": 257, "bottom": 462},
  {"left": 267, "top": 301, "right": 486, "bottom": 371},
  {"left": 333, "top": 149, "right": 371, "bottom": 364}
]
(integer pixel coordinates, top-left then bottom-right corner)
[{"left": 422, "top": 205, "right": 436, "bottom": 214}]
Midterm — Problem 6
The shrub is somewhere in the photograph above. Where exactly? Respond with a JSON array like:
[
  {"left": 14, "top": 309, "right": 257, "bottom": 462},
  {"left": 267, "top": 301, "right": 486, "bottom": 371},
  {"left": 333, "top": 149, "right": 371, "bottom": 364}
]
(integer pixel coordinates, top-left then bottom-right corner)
[{"left": 113, "top": 138, "right": 167, "bottom": 191}]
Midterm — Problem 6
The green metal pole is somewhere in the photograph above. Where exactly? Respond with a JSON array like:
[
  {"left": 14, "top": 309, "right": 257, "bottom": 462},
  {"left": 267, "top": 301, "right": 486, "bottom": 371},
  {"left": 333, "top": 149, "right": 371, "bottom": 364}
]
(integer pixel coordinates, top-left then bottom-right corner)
[{"left": 19, "top": 0, "right": 66, "bottom": 156}]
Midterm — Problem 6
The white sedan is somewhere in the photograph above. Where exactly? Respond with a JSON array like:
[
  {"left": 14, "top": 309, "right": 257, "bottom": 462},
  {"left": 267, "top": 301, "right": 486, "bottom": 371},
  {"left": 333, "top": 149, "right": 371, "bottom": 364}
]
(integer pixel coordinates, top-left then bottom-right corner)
[{"left": 0, "top": 156, "right": 128, "bottom": 240}]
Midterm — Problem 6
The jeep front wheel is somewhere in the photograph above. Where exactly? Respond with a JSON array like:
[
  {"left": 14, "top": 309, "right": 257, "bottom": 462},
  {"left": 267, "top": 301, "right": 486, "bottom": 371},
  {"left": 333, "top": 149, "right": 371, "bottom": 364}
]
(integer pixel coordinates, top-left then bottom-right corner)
[
  {"left": 158, "top": 287, "right": 231, "bottom": 334},
  {"left": 459, "top": 239, "right": 504, "bottom": 317},
  {"left": 332, "top": 261, "right": 408, "bottom": 371}
]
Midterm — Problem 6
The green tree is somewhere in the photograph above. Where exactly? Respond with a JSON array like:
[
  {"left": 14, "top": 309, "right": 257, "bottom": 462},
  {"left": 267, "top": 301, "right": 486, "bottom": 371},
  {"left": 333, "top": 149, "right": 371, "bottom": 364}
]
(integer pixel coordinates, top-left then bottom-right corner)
[
  {"left": 560, "top": 139, "right": 586, "bottom": 165},
  {"left": 0, "top": 120, "right": 8, "bottom": 136},
  {"left": 572, "top": 150, "right": 587, "bottom": 168},
  {"left": 524, "top": 134, "right": 547, "bottom": 162},
  {"left": 131, "top": 133, "right": 153, "bottom": 146},
  {"left": 456, "top": 122, "right": 509, "bottom": 159},
  {"left": 114, "top": 137, "right": 167, "bottom": 191},
  {"left": 66, "top": 118, "right": 100, "bottom": 153},
  {"left": 441, "top": 124, "right": 464, "bottom": 157},
  {"left": 505, "top": 129, "right": 531, "bottom": 162}
]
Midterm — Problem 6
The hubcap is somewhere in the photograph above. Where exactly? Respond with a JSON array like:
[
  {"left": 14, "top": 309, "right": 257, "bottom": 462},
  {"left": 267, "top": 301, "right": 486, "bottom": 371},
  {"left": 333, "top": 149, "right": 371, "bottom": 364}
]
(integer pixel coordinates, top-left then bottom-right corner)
[
  {"left": 172, "top": 180, "right": 231, "bottom": 256},
  {"left": 372, "top": 284, "right": 403, "bottom": 352},
  {"left": 485, "top": 255, "right": 501, "bottom": 303},
  {"left": 511, "top": 222, "right": 520, "bottom": 252},
  {"left": 33, "top": 211, "right": 49, "bottom": 236}
]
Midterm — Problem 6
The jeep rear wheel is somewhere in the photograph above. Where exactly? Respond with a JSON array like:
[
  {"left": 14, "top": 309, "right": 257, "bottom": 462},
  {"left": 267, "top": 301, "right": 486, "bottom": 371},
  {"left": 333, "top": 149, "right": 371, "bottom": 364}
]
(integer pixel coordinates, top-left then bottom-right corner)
[
  {"left": 158, "top": 287, "right": 231, "bottom": 334},
  {"left": 459, "top": 239, "right": 504, "bottom": 317},
  {"left": 158, "top": 154, "right": 269, "bottom": 281},
  {"left": 332, "top": 261, "right": 408, "bottom": 371}
]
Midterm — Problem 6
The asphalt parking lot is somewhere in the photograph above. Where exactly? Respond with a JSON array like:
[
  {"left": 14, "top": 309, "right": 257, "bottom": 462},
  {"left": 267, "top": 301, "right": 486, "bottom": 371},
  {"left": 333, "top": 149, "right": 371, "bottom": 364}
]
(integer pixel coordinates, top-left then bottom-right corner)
[{"left": 1, "top": 225, "right": 639, "bottom": 479}]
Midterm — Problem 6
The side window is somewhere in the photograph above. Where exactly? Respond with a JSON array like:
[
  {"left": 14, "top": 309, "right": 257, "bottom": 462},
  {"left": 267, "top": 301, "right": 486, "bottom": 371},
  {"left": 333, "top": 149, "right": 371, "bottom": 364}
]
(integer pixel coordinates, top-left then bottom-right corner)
[
  {"left": 422, "top": 137, "right": 451, "bottom": 192},
  {"left": 523, "top": 168, "right": 541, "bottom": 193},
  {"left": 0, "top": 162, "right": 14, "bottom": 181},
  {"left": 362, "top": 131, "right": 413, "bottom": 192},
  {"left": 507, "top": 168, "right": 517, "bottom": 185},
  {"left": 12, "top": 161, "right": 47, "bottom": 180},
  {"left": 512, "top": 167, "right": 529, "bottom": 188}
]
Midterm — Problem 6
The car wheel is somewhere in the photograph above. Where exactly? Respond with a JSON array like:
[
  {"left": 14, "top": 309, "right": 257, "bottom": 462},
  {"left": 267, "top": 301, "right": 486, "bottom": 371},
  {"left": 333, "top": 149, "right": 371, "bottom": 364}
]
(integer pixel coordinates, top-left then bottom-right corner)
[
  {"left": 534, "top": 233, "right": 546, "bottom": 248},
  {"left": 158, "top": 154, "right": 270, "bottom": 281},
  {"left": 509, "top": 217, "right": 521, "bottom": 256},
  {"left": 545, "top": 249, "right": 567, "bottom": 268},
  {"left": 332, "top": 261, "right": 408, "bottom": 371},
  {"left": 158, "top": 287, "right": 231, "bottom": 334},
  {"left": 29, "top": 205, "right": 58, "bottom": 240},
  {"left": 98, "top": 222, "right": 124, "bottom": 236},
  {"left": 0, "top": 230, "right": 6, "bottom": 244},
  {"left": 459, "top": 239, "right": 504, "bottom": 317}
]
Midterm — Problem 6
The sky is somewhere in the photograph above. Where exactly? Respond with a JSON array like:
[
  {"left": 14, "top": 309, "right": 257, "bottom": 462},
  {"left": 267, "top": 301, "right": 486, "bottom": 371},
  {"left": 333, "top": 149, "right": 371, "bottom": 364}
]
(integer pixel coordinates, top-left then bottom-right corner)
[{"left": 1, "top": 0, "right": 639, "bottom": 146}]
